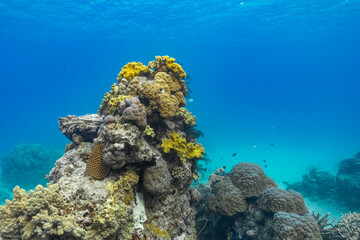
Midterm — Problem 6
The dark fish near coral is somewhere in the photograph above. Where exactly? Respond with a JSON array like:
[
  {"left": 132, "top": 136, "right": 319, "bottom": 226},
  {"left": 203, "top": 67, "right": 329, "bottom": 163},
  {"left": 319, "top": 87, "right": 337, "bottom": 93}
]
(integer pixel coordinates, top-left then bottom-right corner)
[
  {"left": 263, "top": 159, "right": 266, "bottom": 162},
  {"left": 232, "top": 153, "right": 237, "bottom": 157},
  {"left": 265, "top": 164, "right": 267, "bottom": 168}
]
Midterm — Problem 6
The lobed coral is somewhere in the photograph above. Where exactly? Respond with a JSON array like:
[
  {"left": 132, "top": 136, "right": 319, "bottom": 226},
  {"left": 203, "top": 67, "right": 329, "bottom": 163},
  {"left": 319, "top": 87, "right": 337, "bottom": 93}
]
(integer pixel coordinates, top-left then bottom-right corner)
[
  {"left": 118, "top": 62, "right": 149, "bottom": 81},
  {"left": 86, "top": 144, "right": 111, "bottom": 180},
  {"left": 148, "top": 56, "right": 186, "bottom": 80},
  {"left": 257, "top": 188, "right": 308, "bottom": 215},
  {"left": 0, "top": 184, "right": 85, "bottom": 240},
  {"left": 161, "top": 131, "right": 204, "bottom": 164}
]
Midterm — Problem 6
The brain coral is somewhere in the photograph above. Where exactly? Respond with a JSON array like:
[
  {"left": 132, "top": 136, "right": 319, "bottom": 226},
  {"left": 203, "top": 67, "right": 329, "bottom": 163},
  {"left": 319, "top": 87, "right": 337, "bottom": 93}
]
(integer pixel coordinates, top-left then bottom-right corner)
[
  {"left": 86, "top": 144, "right": 111, "bottom": 180},
  {"left": 229, "top": 162, "right": 277, "bottom": 198},
  {"left": 273, "top": 211, "right": 322, "bottom": 240},
  {"left": 257, "top": 187, "right": 308, "bottom": 215},
  {"left": 0, "top": 144, "right": 62, "bottom": 190}
]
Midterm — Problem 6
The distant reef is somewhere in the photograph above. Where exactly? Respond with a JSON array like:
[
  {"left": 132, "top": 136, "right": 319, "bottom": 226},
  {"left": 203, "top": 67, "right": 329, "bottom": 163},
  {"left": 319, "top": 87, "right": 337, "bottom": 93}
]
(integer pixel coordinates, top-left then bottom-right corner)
[
  {"left": 286, "top": 152, "right": 360, "bottom": 210},
  {"left": 0, "top": 144, "right": 63, "bottom": 190}
]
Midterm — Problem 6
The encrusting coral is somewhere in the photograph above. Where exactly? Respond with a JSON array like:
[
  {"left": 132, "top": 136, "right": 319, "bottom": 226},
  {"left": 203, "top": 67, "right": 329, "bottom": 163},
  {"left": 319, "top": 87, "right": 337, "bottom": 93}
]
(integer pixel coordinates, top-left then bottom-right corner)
[{"left": 161, "top": 131, "right": 204, "bottom": 164}]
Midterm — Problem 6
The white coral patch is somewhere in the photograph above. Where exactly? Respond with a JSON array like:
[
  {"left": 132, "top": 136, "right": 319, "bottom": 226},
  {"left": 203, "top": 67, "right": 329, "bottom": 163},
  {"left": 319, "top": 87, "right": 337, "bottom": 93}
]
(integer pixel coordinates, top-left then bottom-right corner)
[{"left": 133, "top": 192, "right": 147, "bottom": 230}]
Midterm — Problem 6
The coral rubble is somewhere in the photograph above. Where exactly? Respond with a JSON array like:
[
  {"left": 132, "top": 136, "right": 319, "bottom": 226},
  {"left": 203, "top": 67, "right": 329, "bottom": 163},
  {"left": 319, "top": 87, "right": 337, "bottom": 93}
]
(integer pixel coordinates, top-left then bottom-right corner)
[{"left": 0, "top": 56, "right": 201, "bottom": 240}]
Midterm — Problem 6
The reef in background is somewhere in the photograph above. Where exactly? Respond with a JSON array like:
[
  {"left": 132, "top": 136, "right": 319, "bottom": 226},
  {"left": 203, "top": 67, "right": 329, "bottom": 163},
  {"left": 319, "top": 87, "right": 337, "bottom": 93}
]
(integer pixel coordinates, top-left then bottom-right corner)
[
  {"left": 194, "top": 163, "right": 360, "bottom": 240},
  {"left": 286, "top": 151, "right": 360, "bottom": 210},
  {"left": 0, "top": 56, "right": 203, "bottom": 240},
  {"left": 0, "top": 144, "right": 63, "bottom": 191}
]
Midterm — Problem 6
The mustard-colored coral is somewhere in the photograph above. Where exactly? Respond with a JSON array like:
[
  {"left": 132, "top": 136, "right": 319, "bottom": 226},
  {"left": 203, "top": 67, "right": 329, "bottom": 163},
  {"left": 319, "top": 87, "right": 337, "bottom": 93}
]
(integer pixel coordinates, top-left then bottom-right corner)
[
  {"left": 148, "top": 56, "right": 186, "bottom": 80},
  {"left": 98, "top": 83, "right": 132, "bottom": 115},
  {"left": 175, "top": 108, "right": 196, "bottom": 126},
  {"left": 0, "top": 184, "right": 85, "bottom": 240},
  {"left": 138, "top": 80, "right": 180, "bottom": 118},
  {"left": 118, "top": 62, "right": 149, "bottom": 81},
  {"left": 143, "top": 125, "right": 155, "bottom": 137},
  {"left": 161, "top": 132, "right": 204, "bottom": 164},
  {"left": 85, "top": 171, "right": 139, "bottom": 240},
  {"left": 86, "top": 144, "right": 111, "bottom": 180},
  {"left": 147, "top": 222, "right": 171, "bottom": 239}
]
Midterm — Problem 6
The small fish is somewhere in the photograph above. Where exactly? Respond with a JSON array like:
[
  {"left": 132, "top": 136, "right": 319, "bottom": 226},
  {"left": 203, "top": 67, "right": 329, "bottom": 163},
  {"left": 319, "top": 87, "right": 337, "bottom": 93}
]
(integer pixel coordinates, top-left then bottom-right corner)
[
  {"left": 232, "top": 153, "right": 237, "bottom": 157},
  {"left": 253, "top": 145, "right": 257, "bottom": 149},
  {"left": 265, "top": 164, "right": 267, "bottom": 168},
  {"left": 188, "top": 98, "right": 194, "bottom": 103},
  {"left": 64, "top": 64, "right": 66, "bottom": 66},
  {"left": 263, "top": 159, "right": 266, "bottom": 162},
  {"left": 270, "top": 142, "right": 274, "bottom": 147},
  {"left": 270, "top": 126, "right": 275, "bottom": 130}
]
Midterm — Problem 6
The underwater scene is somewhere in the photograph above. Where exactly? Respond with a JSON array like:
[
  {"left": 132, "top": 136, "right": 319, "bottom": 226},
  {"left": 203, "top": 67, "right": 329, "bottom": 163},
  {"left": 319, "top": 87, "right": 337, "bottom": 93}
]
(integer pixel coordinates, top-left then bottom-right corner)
[{"left": 0, "top": 0, "right": 360, "bottom": 239}]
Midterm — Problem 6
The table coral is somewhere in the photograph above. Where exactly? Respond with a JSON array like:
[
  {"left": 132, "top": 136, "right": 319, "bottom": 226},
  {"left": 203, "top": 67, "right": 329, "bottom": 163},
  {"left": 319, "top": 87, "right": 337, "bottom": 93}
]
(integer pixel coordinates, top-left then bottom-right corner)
[{"left": 0, "top": 184, "right": 85, "bottom": 240}]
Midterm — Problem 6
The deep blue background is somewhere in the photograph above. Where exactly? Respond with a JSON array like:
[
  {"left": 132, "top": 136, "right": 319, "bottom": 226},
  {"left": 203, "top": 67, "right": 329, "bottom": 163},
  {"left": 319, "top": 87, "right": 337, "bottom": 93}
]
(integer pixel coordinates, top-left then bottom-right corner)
[{"left": 0, "top": 0, "right": 360, "bottom": 192}]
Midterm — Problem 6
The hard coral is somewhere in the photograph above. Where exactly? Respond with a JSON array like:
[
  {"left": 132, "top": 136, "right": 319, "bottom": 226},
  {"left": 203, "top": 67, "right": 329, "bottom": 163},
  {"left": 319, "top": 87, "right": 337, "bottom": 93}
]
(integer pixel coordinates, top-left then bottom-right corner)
[
  {"left": 161, "top": 132, "right": 204, "bottom": 164},
  {"left": 120, "top": 97, "right": 147, "bottom": 128},
  {"left": 257, "top": 187, "right": 308, "bottom": 215},
  {"left": 148, "top": 56, "right": 186, "bottom": 79},
  {"left": 273, "top": 211, "right": 322, "bottom": 240},
  {"left": 98, "top": 83, "right": 133, "bottom": 116},
  {"left": 175, "top": 108, "right": 196, "bottom": 126},
  {"left": 118, "top": 62, "right": 149, "bottom": 81},
  {"left": 0, "top": 184, "right": 85, "bottom": 240},
  {"left": 86, "top": 144, "right": 111, "bottom": 180},
  {"left": 85, "top": 171, "right": 139, "bottom": 240}
]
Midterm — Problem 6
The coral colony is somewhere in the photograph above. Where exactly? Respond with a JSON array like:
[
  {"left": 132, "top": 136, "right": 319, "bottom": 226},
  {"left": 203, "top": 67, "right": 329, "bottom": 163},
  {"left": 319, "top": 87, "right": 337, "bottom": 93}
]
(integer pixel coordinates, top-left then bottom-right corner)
[{"left": 0, "top": 56, "right": 359, "bottom": 240}]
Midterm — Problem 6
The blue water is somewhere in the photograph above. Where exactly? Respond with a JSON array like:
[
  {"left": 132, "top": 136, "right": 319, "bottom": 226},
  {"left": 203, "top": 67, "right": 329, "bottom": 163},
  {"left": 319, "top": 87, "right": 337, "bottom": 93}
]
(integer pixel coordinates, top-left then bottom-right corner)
[{"left": 1, "top": 0, "right": 360, "bottom": 219}]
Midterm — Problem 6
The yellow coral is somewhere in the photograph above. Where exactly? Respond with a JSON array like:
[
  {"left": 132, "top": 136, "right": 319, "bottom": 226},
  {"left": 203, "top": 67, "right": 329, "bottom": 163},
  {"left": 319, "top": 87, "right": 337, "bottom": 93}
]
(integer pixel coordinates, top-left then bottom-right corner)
[
  {"left": 175, "top": 108, "right": 196, "bottom": 126},
  {"left": 119, "top": 62, "right": 149, "bottom": 80},
  {"left": 161, "top": 132, "right": 204, "bottom": 164},
  {"left": 147, "top": 222, "right": 171, "bottom": 239},
  {"left": 143, "top": 125, "right": 155, "bottom": 137},
  {"left": 148, "top": 56, "right": 186, "bottom": 79}
]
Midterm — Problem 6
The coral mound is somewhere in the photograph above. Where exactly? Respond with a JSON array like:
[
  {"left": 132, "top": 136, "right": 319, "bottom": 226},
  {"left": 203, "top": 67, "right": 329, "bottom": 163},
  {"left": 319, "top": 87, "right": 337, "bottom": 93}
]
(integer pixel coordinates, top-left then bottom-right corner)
[{"left": 0, "top": 56, "right": 203, "bottom": 240}]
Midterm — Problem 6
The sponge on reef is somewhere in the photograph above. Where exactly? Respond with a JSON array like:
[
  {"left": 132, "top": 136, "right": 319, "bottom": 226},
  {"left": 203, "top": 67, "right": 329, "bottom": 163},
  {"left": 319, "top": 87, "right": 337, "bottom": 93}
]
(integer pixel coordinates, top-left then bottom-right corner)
[{"left": 86, "top": 144, "right": 111, "bottom": 180}]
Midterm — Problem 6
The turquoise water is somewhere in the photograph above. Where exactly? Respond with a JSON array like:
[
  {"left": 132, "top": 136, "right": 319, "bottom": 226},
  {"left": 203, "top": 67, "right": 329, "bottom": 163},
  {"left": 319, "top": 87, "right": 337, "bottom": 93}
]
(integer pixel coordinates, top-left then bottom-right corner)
[{"left": 1, "top": 0, "right": 360, "bottom": 220}]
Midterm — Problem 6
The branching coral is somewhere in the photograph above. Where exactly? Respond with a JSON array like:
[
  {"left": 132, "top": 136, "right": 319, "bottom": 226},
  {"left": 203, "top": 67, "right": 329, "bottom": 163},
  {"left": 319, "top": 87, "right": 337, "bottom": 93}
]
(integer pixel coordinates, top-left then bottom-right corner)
[
  {"left": 161, "top": 132, "right": 204, "bottom": 164},
  {"left": 0, "top": 184, "right": 85, "bottom": 240},
  {"left": 118, "top": 62, "right": 149, "bottom": 81}
]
